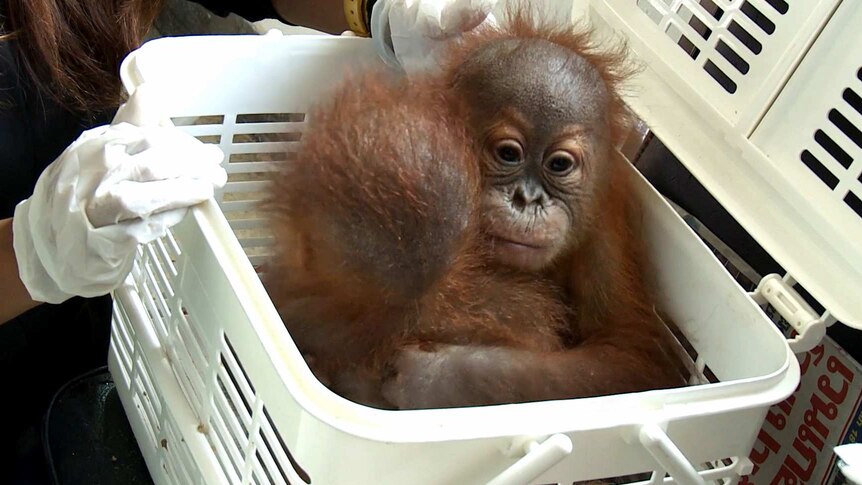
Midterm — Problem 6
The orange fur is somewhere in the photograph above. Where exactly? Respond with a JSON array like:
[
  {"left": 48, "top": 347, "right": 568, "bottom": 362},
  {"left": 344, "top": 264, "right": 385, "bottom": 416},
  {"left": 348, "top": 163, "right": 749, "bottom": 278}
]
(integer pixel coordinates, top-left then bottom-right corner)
[
  {"left": 263, "top": 70, "right": 570, "bottom": 407},
  {"left": 264, "top": 9, "right": 686, "bottom": 409},
  {"left": 439, "top": 7, "right": 639, "bottom": 148}
]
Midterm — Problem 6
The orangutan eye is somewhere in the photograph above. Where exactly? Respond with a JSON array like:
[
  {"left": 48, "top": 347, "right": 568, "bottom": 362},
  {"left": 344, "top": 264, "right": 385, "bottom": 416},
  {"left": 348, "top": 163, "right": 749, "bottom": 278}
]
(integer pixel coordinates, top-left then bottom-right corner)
[
  {"left": 494, "top": 140, "right": 524, "bottom": 165},
  {"left": 544, "top": 151, "right": 579, "bottom": 176}
]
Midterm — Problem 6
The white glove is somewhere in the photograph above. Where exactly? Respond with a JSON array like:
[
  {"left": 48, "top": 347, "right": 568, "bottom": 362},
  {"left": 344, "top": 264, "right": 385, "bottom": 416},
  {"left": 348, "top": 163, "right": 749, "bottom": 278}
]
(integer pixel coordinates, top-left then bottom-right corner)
[
  {"left": 371, "top": 0, "right": 498, "bottom": 74},
  {"left": 835, "top": 444, "right": 862, "bottom": 484},
  {"left": 13, "top": 85, "right": 227, "bottom": 304}
]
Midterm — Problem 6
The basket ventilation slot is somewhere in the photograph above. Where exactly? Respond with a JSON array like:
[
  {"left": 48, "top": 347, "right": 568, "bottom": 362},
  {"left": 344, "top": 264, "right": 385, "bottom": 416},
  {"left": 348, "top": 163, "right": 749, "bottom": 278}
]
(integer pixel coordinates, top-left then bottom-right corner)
[
  {"left": 563, "top": 457, "right": 742, "bottom": 484},
  {"left": 798, "top": 66, "right": 862, "bottom": 222},
  {"left": 173, "top": 112, "right": 309, "bottom": 266},
  {"left": 113, "top": 231, "right": 210, "bottom": 484},
  {"left": 134, "top": 234, "right": 180, "bottom": 343},
  {"left": 635, "top": 0, "right": 788, "bottom": 94},
  {"left": 132, "top": 232, "right": 214, "bottom": 416},
  {"left": 206, "top": 335, "right": 311, "bottom": 485},
  {"left": 569, "top": 471, "right": 652, "bottom": 484}
]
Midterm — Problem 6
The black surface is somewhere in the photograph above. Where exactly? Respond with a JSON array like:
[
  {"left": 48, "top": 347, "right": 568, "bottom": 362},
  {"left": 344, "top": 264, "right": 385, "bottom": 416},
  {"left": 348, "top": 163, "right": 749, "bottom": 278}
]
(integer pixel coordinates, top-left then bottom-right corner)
[
  {"left": 187, "top": 0, "right": 282, "bottom": 23},
  {"left": 0, "top": 296, "right": 113, "bottom": 485},
  {"left": 43, "top": 368, "right": 153, "bottom": 485}
]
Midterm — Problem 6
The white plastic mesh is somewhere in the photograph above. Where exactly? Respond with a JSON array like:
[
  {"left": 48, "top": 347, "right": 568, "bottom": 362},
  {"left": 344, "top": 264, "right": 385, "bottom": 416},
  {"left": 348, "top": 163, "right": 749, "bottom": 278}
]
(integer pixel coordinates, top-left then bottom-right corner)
[
  {"left": 625, "top": 0, "right": 811, "bottom": 128},
  {"left": 172, "top": 113, "right": 307, "bottom": 267}
]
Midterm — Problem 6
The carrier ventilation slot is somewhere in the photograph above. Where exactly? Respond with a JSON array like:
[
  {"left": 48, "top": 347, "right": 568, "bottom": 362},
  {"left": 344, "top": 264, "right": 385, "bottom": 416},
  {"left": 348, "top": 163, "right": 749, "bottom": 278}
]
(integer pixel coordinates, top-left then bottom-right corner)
[
  {"left": 128, "top": 232, "right": 226, "bottom": 484},
  {"left": 655, "top": 309, "right": 713, "bottom": 386},
  {"left": 195, "top": 134, "right": 222, "bottom": 144},
  {"left": 570, "top": 471, "right": 652, "bottom": 484},
  {"left": 635, "top": 0, "right": 787, "bottom": 94},
  {"left": 171, "top": 115, "right": 225, "bottom": 126},
  {"left": 236, "top": 113, "right": 305, "bottom": 124},
  {"left": 135, "top": 233, "right": 218, "bottom": 419},
  {"left": 207, "top": 335, "right": 311, "bottom": 485},
  {"left": 227, "top": 112, "right": 307, "bottom": 265},
  {"left": 798, "top": 65, "right": 862, "bottom": 223},
  {"left": 172, "top": 304, "right": 209, "bottom": 411},
  {"left": 131, "top": 234, "right": 181, "bottom": 349},
  {"left": 173, "top": 112, "right": 308, "bottom": 265},
  {"left": 566, "top": 457, "right": 744, "bottom": 484}
]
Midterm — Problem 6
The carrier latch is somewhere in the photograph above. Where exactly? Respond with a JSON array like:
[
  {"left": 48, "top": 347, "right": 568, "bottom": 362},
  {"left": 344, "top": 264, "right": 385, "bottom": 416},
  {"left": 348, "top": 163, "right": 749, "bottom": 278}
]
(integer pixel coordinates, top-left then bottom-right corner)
[{"left": 750, "top": 274, "right": 835, "bottom": 353}]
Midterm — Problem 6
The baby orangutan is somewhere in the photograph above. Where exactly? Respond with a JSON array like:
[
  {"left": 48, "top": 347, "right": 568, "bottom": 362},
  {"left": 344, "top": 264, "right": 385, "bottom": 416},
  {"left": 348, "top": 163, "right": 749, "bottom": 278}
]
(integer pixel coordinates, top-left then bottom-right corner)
[
  {"left": 264, "top": 12, "right": 687, "bottom": 409},
  {"left": 263, "top": 72, "right": 572, "bottom": 408}
]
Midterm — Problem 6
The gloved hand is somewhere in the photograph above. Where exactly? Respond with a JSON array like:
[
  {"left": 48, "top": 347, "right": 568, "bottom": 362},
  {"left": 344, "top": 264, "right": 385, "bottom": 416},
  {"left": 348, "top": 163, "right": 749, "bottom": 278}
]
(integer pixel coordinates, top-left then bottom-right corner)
[
  {"left": 835, "top": 444, "right": 862, "bottom": 485},
  {"left": 371, "top": 0, "right": 498, "bottom": 74},
  {"left": 13, "top": 84, "right": 227, "bottom": 304}
]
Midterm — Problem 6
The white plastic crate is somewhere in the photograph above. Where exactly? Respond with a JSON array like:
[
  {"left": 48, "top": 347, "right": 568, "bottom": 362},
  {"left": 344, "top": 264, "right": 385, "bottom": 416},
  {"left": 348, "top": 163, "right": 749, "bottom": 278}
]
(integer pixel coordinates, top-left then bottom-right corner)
[
  {"left": 591, "top": 0, "right": 862, "bottom": 340},
  {"left": 105, "top": 7, "right": 862, "bottom": 482}
]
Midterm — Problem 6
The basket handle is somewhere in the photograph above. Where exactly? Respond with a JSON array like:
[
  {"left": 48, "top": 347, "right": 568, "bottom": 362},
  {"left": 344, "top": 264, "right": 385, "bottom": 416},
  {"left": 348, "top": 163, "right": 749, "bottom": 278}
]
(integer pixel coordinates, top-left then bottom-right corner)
[
  {"left": 485, "top": 434, "right": 573, "bottom": 485},
  {"left": 638, "top": 423, "right": 706, "bottom": 485}
]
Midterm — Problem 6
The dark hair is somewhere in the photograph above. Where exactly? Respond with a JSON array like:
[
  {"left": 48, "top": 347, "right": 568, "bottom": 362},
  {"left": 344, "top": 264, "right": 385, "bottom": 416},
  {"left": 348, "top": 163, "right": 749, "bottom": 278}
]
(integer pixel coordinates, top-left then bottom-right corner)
[{"left": 4, "top": 0, "right": 164, "bottom": 112}]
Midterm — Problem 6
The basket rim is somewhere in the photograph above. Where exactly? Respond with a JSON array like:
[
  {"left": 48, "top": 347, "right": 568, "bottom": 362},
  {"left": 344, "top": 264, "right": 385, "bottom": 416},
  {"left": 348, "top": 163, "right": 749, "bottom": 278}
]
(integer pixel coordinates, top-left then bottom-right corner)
[{"left": 118, "top": 33, "right": 801, "bottom": 444}]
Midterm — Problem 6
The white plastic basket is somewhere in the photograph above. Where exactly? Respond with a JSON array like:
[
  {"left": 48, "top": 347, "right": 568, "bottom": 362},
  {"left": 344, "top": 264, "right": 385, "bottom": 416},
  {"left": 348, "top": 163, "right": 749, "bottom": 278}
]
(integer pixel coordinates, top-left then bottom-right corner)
[{"left": 105, "top": 14, "right": 843, "bottom": 484}]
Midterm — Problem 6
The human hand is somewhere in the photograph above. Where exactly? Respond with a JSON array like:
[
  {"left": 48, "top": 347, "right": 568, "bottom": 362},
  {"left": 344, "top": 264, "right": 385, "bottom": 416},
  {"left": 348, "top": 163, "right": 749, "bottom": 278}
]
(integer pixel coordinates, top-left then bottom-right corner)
[
  {"left": 12, "top": 85, "right": 226, "bottom": 304},
  {"left": 371, "top": 0, "right": 498, "bottom": 74}
]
